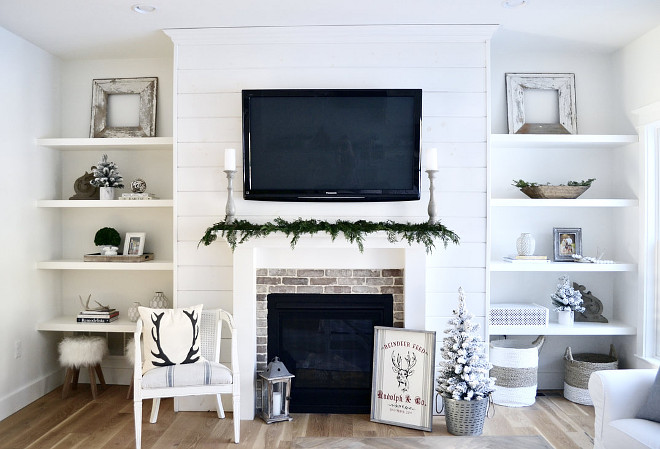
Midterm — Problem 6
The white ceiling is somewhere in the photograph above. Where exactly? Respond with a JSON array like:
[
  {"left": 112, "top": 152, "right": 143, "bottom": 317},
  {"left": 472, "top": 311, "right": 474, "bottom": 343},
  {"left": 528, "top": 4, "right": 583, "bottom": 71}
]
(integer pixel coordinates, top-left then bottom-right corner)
[{"left": 1, "top": 0, "right": 660, "bottom": 59}]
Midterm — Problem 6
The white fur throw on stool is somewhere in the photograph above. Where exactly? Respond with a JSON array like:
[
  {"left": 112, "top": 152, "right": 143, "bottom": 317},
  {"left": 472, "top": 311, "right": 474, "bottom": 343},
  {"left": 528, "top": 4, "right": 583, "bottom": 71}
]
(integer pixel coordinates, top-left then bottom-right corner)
[
  {"left": 125, "top": 338, "right": 135, "bottom": 366},
  {"left": 59, "top": 336, "right": 108, "bottom": 368}
]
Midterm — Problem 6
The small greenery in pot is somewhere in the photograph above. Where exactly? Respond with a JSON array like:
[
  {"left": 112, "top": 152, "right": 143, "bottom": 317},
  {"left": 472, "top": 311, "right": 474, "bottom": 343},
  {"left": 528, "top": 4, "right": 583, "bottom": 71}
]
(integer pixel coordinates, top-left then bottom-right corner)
[{"left": 94, "top": 227, "right": 121, "bottom": 255}]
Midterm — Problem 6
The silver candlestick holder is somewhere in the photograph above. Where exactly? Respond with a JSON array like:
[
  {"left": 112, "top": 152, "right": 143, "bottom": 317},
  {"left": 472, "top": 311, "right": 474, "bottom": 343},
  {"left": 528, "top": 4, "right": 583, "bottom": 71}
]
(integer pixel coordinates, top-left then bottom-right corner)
[
  {"left": 426, "top": 169, "right": 439, "bottom": 224},
  {"left": 224, "top": 169, "right": 236, "bottom": 224}
]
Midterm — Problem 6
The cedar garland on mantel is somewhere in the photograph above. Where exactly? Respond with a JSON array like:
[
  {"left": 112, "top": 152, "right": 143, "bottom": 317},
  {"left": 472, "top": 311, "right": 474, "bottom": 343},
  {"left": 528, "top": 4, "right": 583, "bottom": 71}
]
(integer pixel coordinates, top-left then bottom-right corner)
[{"left": 199, "top": 217, "right": 460, "bottom": 254}]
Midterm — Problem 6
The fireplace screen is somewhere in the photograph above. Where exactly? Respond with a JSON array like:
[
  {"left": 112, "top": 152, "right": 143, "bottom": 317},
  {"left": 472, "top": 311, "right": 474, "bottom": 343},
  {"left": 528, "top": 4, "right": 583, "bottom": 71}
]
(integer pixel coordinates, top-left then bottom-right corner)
[{"left": 267, "top": 293, "right": 394, "bottom": 413}]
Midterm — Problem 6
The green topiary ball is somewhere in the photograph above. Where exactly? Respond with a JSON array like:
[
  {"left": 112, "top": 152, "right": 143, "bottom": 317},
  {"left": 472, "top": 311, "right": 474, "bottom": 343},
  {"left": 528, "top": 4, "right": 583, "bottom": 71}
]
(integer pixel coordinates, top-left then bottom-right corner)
[{"left": 94, "top": 227, "right": 121, "bottom": 247}]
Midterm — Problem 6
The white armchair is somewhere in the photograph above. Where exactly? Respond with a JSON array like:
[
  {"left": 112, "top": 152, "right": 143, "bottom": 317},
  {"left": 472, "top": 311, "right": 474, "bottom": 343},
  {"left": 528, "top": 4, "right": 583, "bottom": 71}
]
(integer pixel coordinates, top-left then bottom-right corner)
[
  {"left": 589, "top": 369, "right": 660, "bottom": 449},
  {"left": 133, "top": 308, "right": 240, "bottom": 448}
]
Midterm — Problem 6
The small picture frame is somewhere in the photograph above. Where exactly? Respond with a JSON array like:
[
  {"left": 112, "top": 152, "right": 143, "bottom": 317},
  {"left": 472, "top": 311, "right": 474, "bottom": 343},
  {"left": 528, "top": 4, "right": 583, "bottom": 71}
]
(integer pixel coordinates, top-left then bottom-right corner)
[
  {"left": 123, "top": 232, "right": 146, "bottom": 256},
  {"left": 553, "top": 227, "right": 582, "bottom": 262},
  {"left": 371, "top": 326, "right": 436, "bottom": 432},
  {"left": 90, "top": 77, "right": 157, "bottom": 138}
]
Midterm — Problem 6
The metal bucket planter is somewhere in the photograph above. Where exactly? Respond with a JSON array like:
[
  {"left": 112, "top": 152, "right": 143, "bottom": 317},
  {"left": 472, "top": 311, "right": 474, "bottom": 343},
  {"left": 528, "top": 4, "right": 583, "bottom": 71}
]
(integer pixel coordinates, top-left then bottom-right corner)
[{"left": 443, "top": 395, "right": 490, "bottom": 436}]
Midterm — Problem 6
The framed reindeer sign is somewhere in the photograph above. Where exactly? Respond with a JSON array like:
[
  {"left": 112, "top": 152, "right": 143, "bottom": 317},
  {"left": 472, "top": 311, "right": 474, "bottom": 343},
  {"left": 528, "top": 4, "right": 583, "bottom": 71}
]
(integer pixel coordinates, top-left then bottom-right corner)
[{"left": 371, "top": 326, "right": 436, "bottom": 431}]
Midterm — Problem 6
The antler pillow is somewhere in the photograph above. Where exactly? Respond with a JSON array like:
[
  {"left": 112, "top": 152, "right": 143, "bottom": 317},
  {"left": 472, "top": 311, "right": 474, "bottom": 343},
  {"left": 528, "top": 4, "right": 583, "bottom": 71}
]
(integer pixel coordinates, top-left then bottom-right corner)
[{"left": 138, "top": 304, "right": 203, "bottom": 374}]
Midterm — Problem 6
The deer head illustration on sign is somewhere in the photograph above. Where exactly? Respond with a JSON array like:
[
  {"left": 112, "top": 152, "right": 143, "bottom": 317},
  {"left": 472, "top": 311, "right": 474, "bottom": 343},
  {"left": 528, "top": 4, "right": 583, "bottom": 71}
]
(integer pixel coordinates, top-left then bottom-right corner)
[{"left": 392, "top": 351, "right": 417, "bottom": 392}]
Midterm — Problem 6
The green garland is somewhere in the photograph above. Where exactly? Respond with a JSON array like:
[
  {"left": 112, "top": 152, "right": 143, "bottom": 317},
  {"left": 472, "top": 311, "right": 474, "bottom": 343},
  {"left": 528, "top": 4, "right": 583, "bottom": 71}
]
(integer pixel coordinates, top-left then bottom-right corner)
[{"left": 199, "top": 217, "right": 460, "bottom": 254}]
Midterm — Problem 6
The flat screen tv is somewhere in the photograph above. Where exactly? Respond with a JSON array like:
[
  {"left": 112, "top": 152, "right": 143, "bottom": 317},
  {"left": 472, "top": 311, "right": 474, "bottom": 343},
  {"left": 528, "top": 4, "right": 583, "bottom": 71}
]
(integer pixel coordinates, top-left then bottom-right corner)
[{"left": 242, "top": 89, "right": 422, "bottom": 202}]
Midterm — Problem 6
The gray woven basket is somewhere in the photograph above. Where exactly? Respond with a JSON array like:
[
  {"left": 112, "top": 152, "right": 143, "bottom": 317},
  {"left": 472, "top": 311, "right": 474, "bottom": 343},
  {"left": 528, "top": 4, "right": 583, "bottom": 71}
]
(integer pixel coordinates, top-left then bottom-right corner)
[
  {"left": 564, "top": 344, "right": 618, "bottom": 405},
  {"left": 443, "top": 395, "right": 490, "bottom": 436}
]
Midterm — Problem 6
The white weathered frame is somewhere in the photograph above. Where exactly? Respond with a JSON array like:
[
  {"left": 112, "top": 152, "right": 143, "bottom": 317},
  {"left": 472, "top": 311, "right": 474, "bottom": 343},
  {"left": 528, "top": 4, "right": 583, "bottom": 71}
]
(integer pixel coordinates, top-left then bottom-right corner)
[
  {"left": 90, "top": 77, "right": 157, "bottom": 138},
  {"left": 370, "top": 326, "right": 436, "bottom": 432},
  {"left": 506, "top": 73, "right": 577, "bottom": 134},
  {"left": 123, "top": 232, "right": 146, "bottom": 256}
]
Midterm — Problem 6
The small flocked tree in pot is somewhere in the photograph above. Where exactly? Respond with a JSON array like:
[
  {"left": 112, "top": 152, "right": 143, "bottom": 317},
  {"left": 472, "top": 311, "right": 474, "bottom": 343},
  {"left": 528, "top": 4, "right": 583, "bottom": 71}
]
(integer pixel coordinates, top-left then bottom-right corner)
[
  {"left": 90, "top": 154, "right": 124, "bottom": 200},
  {"left": 436, "top": 287, "right": 495, "bottom": 436}
]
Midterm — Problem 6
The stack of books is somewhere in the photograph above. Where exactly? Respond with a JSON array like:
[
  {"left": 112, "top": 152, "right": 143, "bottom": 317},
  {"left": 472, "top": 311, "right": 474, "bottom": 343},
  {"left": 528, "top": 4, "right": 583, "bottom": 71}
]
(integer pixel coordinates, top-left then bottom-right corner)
[
  {"left": 77, "top": 309, "right": 119, "bottom": 323},
  {"left": 119, "top": 192, "right": 159, "bottom": 200},
  {"left": 502, "top": 255, "right": 550, "bottom": 263}
]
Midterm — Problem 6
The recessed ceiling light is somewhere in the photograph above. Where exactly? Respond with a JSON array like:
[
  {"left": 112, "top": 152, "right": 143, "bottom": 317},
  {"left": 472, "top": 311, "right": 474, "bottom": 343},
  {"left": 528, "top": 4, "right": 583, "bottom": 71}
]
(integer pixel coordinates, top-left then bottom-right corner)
[
  {"left": 501, "top": 0, "right": 528, "bottom": 8},
  {"left": 132, "top": 4, "right": 157, "bottom": 14}
]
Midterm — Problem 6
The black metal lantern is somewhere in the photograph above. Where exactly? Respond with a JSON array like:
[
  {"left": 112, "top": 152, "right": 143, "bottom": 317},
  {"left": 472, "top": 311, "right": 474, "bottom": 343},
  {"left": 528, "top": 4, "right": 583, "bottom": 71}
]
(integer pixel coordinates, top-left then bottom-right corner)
[{"left": 259, "top": 357, "right": 295, "bottom": 423}]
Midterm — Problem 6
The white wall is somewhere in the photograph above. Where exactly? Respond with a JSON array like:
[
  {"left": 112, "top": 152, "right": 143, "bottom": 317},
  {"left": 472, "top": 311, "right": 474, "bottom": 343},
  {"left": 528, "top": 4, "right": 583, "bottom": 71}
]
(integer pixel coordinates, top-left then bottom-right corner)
[
  {"left": 168, "top": 25, "right": 494, "bottom": 417},
  {"left": 0, "top": 25, "right": 61, "bottom": 420},
  {"left": 613, "top": 24, "right": 660, "bottom": 369}
]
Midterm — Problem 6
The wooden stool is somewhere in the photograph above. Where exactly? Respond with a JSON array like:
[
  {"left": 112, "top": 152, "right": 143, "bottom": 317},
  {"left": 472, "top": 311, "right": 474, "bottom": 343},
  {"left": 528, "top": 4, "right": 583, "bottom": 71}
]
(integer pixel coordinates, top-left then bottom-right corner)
[{"left": 58, "top": 336, "right": 108, "bottom": 399}]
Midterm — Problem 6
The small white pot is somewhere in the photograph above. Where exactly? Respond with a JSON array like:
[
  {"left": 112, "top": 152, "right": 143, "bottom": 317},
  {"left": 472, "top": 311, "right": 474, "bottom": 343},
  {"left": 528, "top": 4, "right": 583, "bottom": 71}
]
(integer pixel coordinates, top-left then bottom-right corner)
[
  {"left": 100, "top": 186, "right": 115, "bottom": 200},
  {"left": 557, "top": 309, "right": 574, "bottom": 326}
]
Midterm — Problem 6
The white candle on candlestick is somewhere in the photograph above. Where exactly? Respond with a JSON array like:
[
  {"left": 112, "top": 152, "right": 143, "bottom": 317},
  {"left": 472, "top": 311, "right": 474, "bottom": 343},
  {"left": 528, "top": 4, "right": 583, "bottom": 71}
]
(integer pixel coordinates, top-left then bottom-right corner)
[
  {"left": 426, "top": 147, "right": 438, "bottom": 171},
  {"left": 224, "top": 148, "right": 236, "bottom": 171}
]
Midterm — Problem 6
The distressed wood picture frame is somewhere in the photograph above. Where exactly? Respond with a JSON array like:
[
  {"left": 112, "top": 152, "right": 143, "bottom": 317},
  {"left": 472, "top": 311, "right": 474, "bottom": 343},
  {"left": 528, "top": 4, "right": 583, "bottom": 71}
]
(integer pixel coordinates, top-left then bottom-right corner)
[
  {"left": 371, "top": 326, "right": 436, "bottom": 432},
  {"left": 123, "top": 232, "right": 146, "bottom": 256},
  {"left": 90, "top": 77, "right": 157, "bottom": 138},
  {"left": 553, "top": 227, "right": 582, "bottom": 262},
  {"left": 506, "top": 73, "right": 577, "bottom": 134}
]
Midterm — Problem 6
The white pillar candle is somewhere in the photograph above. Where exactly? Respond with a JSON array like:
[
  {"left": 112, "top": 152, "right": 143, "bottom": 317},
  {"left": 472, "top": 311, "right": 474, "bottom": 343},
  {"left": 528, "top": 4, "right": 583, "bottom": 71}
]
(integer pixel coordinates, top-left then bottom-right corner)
[
  {"left": 272, "top": 391, "right": 282, "bottom": 415},
  {"left": 224, "top": 148, "right": 236, "bottom": 171},
  {"left": 425, "top": 147, "right": 438, "bottom": 171}
]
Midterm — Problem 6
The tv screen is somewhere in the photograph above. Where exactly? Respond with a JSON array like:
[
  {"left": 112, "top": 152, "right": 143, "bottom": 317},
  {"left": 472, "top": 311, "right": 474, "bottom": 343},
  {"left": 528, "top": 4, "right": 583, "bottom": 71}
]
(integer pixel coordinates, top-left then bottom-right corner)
[{"left": 242, "top": 89, "right": 422, "bottom": 201}]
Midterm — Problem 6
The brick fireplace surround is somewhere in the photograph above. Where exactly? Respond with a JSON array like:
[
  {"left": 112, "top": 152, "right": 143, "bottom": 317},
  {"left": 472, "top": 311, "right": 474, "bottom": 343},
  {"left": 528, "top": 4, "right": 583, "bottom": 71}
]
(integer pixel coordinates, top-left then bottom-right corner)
[{"left": 231, "top": 238, "right": 427, "bottom": 419}]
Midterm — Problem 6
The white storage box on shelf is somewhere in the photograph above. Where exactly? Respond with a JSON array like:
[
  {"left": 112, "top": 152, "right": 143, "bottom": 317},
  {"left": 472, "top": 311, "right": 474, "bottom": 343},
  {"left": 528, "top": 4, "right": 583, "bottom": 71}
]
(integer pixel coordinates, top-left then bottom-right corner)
[{"left": 489, "top": 303, "right": 549, "bottom": 327}]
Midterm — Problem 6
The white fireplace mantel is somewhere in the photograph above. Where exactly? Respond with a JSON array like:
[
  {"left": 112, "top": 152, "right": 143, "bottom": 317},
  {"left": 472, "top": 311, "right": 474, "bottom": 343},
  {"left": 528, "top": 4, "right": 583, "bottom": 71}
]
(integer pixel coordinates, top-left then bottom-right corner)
[{"left": 231, "top": 235, "right": 429, "bottom": 419}]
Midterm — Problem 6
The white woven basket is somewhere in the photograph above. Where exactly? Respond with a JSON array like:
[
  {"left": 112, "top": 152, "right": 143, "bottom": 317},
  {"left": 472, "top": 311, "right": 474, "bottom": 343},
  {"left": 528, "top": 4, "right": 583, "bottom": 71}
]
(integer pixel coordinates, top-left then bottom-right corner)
[
  {"left": 563, "top": 345, "right": 618, "bottom": 405},
  {"left": 490, "top": 336, "right": 545, "bottom": 407}
]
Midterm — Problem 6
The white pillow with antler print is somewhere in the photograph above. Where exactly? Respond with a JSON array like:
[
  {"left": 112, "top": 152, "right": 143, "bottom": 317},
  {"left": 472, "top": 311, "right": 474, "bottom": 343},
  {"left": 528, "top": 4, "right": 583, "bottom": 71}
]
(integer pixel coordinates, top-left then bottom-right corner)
[{"left": 138, "top": 305, "right": 204, "bottom": 374}]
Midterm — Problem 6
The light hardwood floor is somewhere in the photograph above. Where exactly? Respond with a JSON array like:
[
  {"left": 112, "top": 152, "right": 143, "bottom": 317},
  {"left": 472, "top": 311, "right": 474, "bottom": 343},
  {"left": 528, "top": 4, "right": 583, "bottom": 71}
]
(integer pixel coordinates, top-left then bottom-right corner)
[{"left": 0, "top": 385, "right": 594, "bottom": 449}]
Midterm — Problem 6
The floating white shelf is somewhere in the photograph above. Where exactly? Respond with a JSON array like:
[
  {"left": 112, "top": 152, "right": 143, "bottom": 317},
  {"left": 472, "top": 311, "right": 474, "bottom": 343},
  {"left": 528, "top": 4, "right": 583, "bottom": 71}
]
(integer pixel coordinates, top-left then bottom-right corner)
[
  {"left": 490, "top": 261, "right": 636, "bottom": 272},
  {"left": 37, "top": 316, "right": 136, "bottom": 333},
  {"left": 36, "top": 136, "right": 173, "bottom": 151},
  {"left": 489, "top": 320, "right": 636, "bottom": 336},
  {"left": 36, "top": 199, "right": 173, "bottom": 208},
  {"left": 491, "top": 134, "right": 638, "bottom": 149},
  {"left": 37, "top": 259, "right": 174, "bottom": 271},
  {"left": 491, "top": 198, "right": 638, "bottom": 208}
]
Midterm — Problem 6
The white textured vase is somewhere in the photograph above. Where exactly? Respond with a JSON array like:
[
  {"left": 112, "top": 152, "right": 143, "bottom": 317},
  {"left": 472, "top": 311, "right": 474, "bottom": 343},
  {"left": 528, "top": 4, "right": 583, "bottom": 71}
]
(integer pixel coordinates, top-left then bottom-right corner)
[
  {"left": 557, "top": 310, "right": 574, "bottom": 326},
  {"left": 100, "top": 186, "right": 115, "bottom": 200},
  {"left": 149, "top": 291, "right": 169, "bottom": 309},
  {"left": 516, "top": 232, "right": 536, "bottom": 256},
  {"left": 127, "top": 301, "right": 141, "bottom": 322}
]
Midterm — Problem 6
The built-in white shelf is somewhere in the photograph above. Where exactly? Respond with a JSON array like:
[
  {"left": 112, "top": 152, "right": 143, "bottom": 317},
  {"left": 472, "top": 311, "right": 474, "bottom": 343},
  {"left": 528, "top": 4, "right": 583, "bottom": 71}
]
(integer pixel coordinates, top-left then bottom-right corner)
[
  {"left": 37, "top": 199, "right": 173, "bottom": 208},
  {"left": 36, "top": 136, "right": 173, "bottom": 151},
  {"left": 37, "top": 316, "right": 136, "bottom": 333},
  {"left": 490, "top": 261, "right": 636, "bottom": 272},
  {"left": 491, "top": 198, "right": 638, "bottom": 208},
  {"left": 491, "top": 134, "right": 638, "bottom": 149},
  {"left": 37, "top": 259, "right": 174, "bottom": 271},
  {"left": 489, "top": 320, "right": 636, "bottom": 336}
]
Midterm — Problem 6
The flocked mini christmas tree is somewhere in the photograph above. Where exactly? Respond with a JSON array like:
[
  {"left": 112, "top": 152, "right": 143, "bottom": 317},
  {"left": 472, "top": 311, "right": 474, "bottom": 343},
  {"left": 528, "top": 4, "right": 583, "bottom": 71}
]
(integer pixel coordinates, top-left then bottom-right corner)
[
  {"left": 436, "top": 287, "right": 495, "bottom": 401},
  {"left": 90, "top": 153, "right": 125, "bottom": 188}
]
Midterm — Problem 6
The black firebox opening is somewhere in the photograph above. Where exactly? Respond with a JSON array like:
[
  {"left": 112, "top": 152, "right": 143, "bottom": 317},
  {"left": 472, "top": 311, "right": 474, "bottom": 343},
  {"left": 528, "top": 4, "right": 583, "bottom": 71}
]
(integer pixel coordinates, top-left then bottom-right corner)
[{"left": 267, "top": 293, "right": 394, "bottom": 414}]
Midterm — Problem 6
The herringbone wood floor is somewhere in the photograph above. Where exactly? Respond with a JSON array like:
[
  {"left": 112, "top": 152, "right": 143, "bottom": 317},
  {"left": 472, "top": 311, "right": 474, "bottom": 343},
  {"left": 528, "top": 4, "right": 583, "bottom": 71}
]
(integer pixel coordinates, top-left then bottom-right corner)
[{"left": 0, "top": 385, "right": 594, "bottom": 449}]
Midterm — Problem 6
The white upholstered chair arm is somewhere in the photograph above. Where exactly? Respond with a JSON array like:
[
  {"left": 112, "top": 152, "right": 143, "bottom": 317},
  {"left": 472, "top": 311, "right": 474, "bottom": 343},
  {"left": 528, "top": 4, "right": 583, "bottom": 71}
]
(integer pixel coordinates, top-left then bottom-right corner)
[
  {"left": 133, "top": 319, "right": 144, "bottom": 397},
  {"left": 589, "top": 369, "right": 657, "bottom": 445}
]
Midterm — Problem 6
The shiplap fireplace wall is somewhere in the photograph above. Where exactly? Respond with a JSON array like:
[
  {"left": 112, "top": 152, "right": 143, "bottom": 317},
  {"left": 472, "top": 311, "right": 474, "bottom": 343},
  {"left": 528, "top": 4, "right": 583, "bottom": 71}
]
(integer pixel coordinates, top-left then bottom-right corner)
[{"left": 166, "top": 25, "right": 494, "bottom": 419}]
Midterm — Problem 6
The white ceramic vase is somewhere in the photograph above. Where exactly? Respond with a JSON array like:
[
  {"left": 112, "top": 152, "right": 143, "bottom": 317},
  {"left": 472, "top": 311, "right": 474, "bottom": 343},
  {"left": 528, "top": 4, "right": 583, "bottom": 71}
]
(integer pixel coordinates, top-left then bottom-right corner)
[
  {"left": 127, "top": 301, "right": 141, "bottom": 322},
  {"left": 516, "top": 232, "right": 536, "bottom": 256},
  {"left": 557, "top": 309, "right": 574, "bottom": 326},
  {"left": 149, "top": 291, "right": 169, "bottom": 309},
  {"left": 100, "top": 186, "right": 115, "bottom": 200}
]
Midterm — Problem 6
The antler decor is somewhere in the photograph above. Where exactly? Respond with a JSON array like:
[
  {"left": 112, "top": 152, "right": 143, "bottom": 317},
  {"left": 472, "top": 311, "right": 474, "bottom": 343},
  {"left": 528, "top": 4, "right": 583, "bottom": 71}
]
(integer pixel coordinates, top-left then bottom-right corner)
[
  {"left": 150, "top": 312, "right": 174, "bottom": 367},
  {"left": 181, "top": 309, "right": 201, "bottom": 364},
  {"left": 78, "top": 294, "right": 110, "bottom": 311}
]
